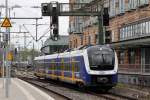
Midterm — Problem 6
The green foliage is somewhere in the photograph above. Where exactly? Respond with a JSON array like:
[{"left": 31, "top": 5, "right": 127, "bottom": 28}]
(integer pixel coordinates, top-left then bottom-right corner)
[{"left": 17, "top": 48, "right": 40, "bottom": 61}]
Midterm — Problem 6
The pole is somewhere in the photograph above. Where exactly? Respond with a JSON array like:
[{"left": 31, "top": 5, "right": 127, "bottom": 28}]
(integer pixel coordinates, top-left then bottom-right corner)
[
  {"left": 32, "top": 43, "right": 35, "bottom": 65},
  {"left": 24, "top": 32, "right": 27, "bottom": 61},
  {"left": 35, "top": 18, "right": 38, "bottom": 41},
  {"left": 24, "top": 32, "right": 27, "bottom": 50},
  {"left": 0, "top": 7, "right": 4, "bottom": 81},
  {"left": 18, "top": 44, "right": 20, "bottom": 71},
  {"left": 98, "top": 1, "right": 104, "bottom": 45},
  {"left": 5, "top": 0, "right": 10, "bottom": 98}
]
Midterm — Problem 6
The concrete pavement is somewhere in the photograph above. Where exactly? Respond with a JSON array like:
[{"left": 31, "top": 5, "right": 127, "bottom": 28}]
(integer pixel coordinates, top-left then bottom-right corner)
[{"left": 0, "top": 78, "right": 54, "bottom": 100}]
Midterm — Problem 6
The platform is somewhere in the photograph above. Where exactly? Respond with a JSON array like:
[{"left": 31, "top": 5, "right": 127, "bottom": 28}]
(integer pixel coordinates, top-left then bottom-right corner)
[{"left": 0, "top": 78, "right": 54, "bottom": 100}]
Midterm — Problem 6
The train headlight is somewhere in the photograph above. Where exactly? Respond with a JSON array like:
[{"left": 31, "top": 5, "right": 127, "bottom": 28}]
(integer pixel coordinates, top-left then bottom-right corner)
[{"left": 97, "top": 77, "right": 108, "bottom": 83}]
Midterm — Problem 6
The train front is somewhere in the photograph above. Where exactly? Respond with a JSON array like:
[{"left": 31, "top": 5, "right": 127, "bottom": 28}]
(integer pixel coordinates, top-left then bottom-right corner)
[{"left": 85, "top": 45, "right": 118, "bottom": 88}]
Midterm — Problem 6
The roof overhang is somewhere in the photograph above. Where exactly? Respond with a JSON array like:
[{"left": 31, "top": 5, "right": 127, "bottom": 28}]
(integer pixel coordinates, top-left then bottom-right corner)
[{"left": 110, "top": 36, "right": 150, "bottom": 49}]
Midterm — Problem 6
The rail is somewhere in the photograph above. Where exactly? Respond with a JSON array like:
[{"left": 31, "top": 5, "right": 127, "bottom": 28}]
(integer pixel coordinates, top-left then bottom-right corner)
[{"left": 20, "top": 77, "right": 137, "bottom": 100}]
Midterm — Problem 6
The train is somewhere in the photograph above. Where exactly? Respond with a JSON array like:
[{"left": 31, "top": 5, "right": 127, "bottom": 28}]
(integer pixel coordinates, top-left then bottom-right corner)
[{"left": 34, "top": 45, "right": 118, "bottom": 90}]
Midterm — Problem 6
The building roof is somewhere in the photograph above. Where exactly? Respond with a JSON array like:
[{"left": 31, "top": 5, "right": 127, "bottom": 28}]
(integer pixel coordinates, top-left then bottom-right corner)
[{"left": 43, "top": 35, "right": 69, "bottom": 47}]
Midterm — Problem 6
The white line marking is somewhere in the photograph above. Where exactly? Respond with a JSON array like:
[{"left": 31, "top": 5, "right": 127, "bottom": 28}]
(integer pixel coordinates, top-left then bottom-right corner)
[
  {"left": 12, "top": 79, "right": 36, "bottom": 100},
  {"left": 17, "top": 78, "right": 55, "bottom": 100}
]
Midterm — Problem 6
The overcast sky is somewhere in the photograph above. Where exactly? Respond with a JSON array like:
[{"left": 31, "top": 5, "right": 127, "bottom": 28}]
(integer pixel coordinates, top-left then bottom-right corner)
[{"left": 0, "top": 0, "right": 69, "bottom": 50}]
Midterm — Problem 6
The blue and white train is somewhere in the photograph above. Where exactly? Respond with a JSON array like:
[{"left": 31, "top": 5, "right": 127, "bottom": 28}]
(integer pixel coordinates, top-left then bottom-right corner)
[{"left": 34, "top": 45, "right": 118, "bottom": 90}]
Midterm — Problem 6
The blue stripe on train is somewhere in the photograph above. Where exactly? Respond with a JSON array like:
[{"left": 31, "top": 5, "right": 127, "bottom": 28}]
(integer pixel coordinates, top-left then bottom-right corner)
[
  {"left": 64, "top": 71, "right": 72, "bottom": 78},
  {"left": 112, "top": 74, "right": 118, "bottom": 83}
]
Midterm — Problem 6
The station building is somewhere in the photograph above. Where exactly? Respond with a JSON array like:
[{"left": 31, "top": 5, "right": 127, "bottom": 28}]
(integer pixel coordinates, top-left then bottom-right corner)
[
  {"left": 69, "top": 0, "right": 106, "bottom": 48},
  {"left": 41, "top": 35, "right": 69, "bottom": 54},
  {"left": 69, "top": 0, "right": 150, "bottom": 86}
]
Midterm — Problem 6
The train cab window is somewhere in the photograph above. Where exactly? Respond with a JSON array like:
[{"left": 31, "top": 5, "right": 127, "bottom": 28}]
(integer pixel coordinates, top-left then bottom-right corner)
[{"left": 87, "top": 46, "right": 115, "bottom": 70}]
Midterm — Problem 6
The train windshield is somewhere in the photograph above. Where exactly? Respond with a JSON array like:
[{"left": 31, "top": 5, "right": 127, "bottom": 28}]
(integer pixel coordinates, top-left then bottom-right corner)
[
  {"left": 87, "top": 46, "right": 115, "bottom": 70},
  {"left": 89, "top": 52, "right": 114, "bottom": 66}
]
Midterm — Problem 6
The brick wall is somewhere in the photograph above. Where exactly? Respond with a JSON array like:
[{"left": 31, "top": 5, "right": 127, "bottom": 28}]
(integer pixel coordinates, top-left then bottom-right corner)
[{"left": 109, "top": 4, "right": 150, "bottom": 42}]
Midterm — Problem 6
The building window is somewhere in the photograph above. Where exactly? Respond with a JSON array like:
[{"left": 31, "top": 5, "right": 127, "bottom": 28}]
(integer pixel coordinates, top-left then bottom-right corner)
[
  {"left": 132, "top": 24, "right": 135, "bottom": 37},
  {"left": 142, "top": 22, "right": 146, "bottom": 35},
  {"left": 95, "top": 34, "right": 98, "bottom": 44},
  {"left": 146, "top": 21, "right": 149, "bottom": 34},
  {"left": 128, "top": 0, "right": 137, "bottom": 10},
  {"left": 119, "top": 0, "right": 125, "bottom": 14},
  {"left": 120, "top": 29, "right": 123, "bottom": 40},
  {"left": 80, "top": 36, "right": 83, "bottom": 45},
  {"left": 70, "top": 41, "right": 72, "bottom": 48},
  {"left": 88, "top": 35, "right": 90, "bottom": 44},
  {"left": 120, "top": 21, "right": 150, "bottom": 40},
  {"left": 130, "top": 25, "right": 133, "bottom": 37},
  {"left": 119, "top": 51, "right": 125, "bottom": 64},
  {"left": 139, "top": 0, "right": 149, "bottom": 6},
  {"left": 129, "top": 49, "right": 135, "bottom": 64},
  {"left": 110, "top": 0, "right": 116, "bottom": 17}
]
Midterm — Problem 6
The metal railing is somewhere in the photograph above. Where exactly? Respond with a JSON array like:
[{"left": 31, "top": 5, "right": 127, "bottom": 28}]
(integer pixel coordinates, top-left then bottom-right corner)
[{"left": 119, "top": 64, "right": 150, "bottom": 75}]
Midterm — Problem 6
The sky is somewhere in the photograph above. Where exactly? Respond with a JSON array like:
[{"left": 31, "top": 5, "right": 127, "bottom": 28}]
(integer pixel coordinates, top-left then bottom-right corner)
[{"left": 0, "top": 0, "right": 69, "bottom": 51}]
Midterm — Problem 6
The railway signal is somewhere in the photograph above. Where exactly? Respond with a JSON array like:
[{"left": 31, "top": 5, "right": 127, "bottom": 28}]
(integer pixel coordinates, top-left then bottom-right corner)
[{"left": 41, "top": 1, "right": 109, "bottom": 44}]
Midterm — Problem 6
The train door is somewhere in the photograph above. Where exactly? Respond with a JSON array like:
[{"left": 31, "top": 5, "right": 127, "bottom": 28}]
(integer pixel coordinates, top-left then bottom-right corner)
[
  {"left": 51, "top": 60, "right": 54, "bottom": 77},
  {"left": 71, "top": 58, "right": 75, "bottom": 83},
  {"left": 61, "top": 58, "right": 64, "bottom": 79}
]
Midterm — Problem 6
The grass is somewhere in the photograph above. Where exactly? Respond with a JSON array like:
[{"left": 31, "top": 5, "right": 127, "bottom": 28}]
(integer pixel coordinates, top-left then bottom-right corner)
[{"left": 116, "top": 83, "right": 128, "bottom": 88}]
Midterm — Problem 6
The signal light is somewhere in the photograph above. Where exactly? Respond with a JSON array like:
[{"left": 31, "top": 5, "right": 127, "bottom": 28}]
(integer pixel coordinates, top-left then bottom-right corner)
[
  {"left": 53, "top": 28, "right": 58, "bottom": 37},
  {"left": 105, "top": 31, "right": 111, "bottom": 44},
  {"left": 15, "top": 48, "right": 17, "bottom": 55},
  {"left": 43, "top": 6, "right": 48, "bottom": 13},
  {"left": 41, "top": 3, "right": 49, "bottom": 16},
  {"left": 103, "top": 8, "right": 109, "bottom": 26}
]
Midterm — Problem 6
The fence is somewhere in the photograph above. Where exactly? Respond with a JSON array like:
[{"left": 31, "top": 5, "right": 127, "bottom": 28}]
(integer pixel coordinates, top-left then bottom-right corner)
[{"left": 119, "top": 64, "right": 150, "bottom": 75}]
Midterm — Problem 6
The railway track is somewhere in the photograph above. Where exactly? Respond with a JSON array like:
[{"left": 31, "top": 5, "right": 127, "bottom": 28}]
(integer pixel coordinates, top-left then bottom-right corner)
[{"left": 19, "top": 77, "right": 138, "bottom": 100}]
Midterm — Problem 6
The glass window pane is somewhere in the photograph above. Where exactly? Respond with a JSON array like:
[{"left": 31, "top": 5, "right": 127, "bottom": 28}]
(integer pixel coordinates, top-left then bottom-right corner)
[
  {"left": 142, "top": 22, "right": 145, "bottom": 35},
  {"left": 146, "top": 22, "right": 148, "bottom": 34},
  {"left": 149, "top": 21, "right": 150, "bottom": 34},
  {"left": 137, "top": 24, "right": 140, "bottom": 36},
  {"left": 131, "top": 25, "right": 133, "bottom": 37},
  {"left": 127, "top": 26, "right": 130, "bottom": 38},
  {"left": 122, "top": 28, "right": 124, "bottom": 39}
]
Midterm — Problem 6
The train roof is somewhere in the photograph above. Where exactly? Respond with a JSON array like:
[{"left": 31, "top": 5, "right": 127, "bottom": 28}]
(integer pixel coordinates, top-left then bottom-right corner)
[{"left": 34, "top": 45, "right": 113, "bottom": 60}]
